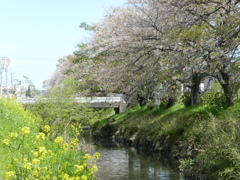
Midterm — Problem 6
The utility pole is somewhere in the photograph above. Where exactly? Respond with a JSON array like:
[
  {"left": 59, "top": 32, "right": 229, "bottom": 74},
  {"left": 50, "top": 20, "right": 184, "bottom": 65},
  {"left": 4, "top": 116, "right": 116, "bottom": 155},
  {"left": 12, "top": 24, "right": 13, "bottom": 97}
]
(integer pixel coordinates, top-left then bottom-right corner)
[
  {"left": 6, "top": 66, "right": 8, "bottom": 94},
  {"left": 0, "top": 57, "right": 10, "bottom": 96},
  {"left": 11, "top": 73, "right": 13, "bottom": 90}
]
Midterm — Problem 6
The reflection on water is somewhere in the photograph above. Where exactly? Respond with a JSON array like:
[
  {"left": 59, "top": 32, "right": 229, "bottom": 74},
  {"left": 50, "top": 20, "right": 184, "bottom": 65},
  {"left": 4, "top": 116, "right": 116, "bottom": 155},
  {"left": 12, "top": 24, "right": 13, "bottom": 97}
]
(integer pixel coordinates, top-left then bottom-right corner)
[{"left": 82, "top": 132, "right": 186, "bottom": 180}]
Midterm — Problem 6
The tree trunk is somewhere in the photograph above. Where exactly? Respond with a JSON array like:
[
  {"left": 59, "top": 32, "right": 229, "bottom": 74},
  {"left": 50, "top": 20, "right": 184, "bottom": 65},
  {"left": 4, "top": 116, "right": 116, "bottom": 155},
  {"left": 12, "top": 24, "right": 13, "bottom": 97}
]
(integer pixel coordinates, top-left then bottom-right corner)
[
  {"left": 218, "top": 71, "right": 234, "bottom": 107},
  {"left": 166, "top": 96, "right": 176, "bottom": 108},
  {"left": 137, "top": 93, "right": 147, "bottom": 106},
  {"left": 191, "top": 72, "right": 202, "bottom": 106},
  {"left": 166, "top": 83, "right": 177, "bottom": 108}
]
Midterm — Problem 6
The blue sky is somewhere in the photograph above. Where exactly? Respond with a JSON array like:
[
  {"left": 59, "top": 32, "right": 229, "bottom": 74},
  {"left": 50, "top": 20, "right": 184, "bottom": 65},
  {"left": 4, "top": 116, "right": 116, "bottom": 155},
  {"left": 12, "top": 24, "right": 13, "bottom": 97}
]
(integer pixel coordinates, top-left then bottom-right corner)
[{"left": 0, "top": 0, "right": 126, "bottom": 89}]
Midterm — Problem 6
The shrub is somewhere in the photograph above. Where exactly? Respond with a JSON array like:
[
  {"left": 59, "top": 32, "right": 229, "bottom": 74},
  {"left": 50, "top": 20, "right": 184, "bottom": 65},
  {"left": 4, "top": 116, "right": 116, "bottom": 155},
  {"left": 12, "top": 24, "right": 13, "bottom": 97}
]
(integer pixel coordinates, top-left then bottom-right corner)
[
  {"left": 179, "top": 158, "right": 195, "bottom": 172},
  {"left": 200, "top": 90, "right": 226, "bottom": 106},
  {"left": 25, "top": 78, "right": 98, "bottom": 141},
  {"left": 159, "top": 100, "right": 168, "bottom": 108},
  {"left": 181, "top": 92, "right": 192, "bottom": 107}
]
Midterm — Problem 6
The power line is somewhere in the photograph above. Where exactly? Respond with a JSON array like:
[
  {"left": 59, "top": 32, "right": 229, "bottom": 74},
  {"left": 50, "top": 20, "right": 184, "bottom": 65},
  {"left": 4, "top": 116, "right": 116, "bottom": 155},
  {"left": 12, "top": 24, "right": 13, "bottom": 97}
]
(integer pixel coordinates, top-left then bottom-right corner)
[{"left": 0, "top": 54, "right": 61, "bottom": 62}]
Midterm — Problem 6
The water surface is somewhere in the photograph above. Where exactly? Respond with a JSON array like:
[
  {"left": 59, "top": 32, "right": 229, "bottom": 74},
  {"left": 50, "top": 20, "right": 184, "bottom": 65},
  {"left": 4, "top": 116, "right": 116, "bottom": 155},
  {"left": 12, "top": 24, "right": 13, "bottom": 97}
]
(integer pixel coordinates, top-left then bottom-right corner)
[{"left": 83, "top": 132, "right": 187, "bottom": 180}]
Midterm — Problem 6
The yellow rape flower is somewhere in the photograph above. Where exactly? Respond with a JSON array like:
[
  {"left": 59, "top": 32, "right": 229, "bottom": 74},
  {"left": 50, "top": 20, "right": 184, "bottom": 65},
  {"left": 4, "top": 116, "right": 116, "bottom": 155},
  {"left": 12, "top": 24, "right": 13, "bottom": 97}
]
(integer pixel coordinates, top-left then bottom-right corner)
[
  {"left": 70, "top": 139, "right": 79, "bottom": 149},
  {"left": 33, "top": 169, "right": 39, "bottom": 176},
  {"left": 63, "top": 143, "right": 69, "bottom": 151},
  {"left": 10, "top": 132, "right": 18, "bottom": 139},
  {"left": 73, "top": 177, "right": 81, "bottom": 180},
  {"left": 83, "top": 154, "right": 91, "bottom": 160},
  {"left": 93, "top": 152, "right": 100, "bottom": 159},
  {"left": 71, "top": 124, "right": 81, "bottom": 136},
  {"left": 81, "top": 175, "right": 87, "bottom": 180},
  {"left": 45, "top": 175, "right": 51, "bottom": 179},
  {"left": 21, "top": 126, "right": 30, "bottom": 135},
  {"left": 32, "top": 158, "right": 40, "bottom": 165},
  {"left": 23, "top": 158, "right": 28, "bottom": 163},
  {"left": 32, "top": 151, "right": 39, "bottom": 157},
  {"left": 24, "top": 162, "right": 32, "bottom": 170},
  {"left": 91, "top": 165, "right": 98, "bottom": 172},
  {"left": 74, "top": 164, "right": 84, "bottom": 173},
  {"left": 54, "top": 136, "right": 63, "bottom": 144},
  {"left": 38, "top": 146, "right": 47, "bottom": 157},
  {"left": 39, "top": 146, "right": 47, "bottom": 153},
  {"left": 5, "top": 171, "right": 16, "bottom": 180},
  {"left": 43, "top": 125, "right": 50, "bottom": 133},
  {"left": 2, "top": 139, "right": 10, "bottom": 146},
  {"left": 35, "top": 132, "right": 46, "bottom": 141},
  {"left": 62, "top": 173, "right": 69, "bottom": 179},
  {"left": 64, "top": 162, "right": 70, "bottom": 168}
]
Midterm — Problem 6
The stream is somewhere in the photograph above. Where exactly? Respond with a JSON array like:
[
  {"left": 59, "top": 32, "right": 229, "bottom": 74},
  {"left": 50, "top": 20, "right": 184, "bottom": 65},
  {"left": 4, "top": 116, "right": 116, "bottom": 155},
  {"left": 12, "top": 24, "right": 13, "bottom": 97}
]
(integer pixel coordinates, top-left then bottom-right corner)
[{"left": 82, "top": 132, "right": 188, "bottom": 180}]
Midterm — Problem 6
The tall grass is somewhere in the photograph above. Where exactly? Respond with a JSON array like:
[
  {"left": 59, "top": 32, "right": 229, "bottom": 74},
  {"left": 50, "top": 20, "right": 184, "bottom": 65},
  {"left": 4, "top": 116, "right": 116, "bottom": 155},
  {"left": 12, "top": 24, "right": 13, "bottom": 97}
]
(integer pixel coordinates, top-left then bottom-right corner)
[
  {"left": 93, "top": 100, "right": 240, "bottom": 179},
  {"left": 192, "top": 114, "right": 240, "bottom": 179},
  {"left": 0, "top": 98, "right": 100, "bottom": 180}
]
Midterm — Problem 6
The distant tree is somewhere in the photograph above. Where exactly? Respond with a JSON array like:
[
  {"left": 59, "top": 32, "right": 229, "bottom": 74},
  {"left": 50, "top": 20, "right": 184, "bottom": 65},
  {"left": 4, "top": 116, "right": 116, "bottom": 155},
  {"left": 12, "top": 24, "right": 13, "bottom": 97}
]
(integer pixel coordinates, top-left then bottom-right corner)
[
  {"left": 23, "top": 76, "right": 39, "bottom": 97},
  {"left": 43, "top": 55, "right": 77, "bottom": 89},
  {"left": 31, "top": 77, "right": 97, "bottom": 138}
]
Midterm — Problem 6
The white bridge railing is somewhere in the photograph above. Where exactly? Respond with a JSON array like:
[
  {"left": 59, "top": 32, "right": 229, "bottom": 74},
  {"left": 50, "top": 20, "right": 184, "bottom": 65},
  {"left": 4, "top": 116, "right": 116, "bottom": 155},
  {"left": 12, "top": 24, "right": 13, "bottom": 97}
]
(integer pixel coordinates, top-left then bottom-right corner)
[
  {"left": 19, "top": 97, "right": 125, "bottom": 104},
  {"left": 75, "top": 97, "right": 124, "bottom": 103}
]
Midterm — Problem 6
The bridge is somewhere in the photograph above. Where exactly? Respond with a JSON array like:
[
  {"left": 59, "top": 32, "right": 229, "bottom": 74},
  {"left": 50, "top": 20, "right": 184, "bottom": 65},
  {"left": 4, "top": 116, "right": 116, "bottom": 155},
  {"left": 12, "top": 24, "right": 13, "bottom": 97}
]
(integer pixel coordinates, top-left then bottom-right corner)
[{"left": 18, "top": 97, "right": 127, "bottom": 114}]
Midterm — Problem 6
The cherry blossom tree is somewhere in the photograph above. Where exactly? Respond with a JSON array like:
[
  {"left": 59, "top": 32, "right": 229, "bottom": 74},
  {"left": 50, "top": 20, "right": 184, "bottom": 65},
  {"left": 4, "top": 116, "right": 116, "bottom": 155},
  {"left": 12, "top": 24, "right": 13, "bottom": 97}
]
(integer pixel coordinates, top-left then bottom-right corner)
[
  {"left": 53, "top": 0, "right": 239, "bottom": 108},
  {"left": 173, "top": 0, "right": 240, "bottom": 107}
]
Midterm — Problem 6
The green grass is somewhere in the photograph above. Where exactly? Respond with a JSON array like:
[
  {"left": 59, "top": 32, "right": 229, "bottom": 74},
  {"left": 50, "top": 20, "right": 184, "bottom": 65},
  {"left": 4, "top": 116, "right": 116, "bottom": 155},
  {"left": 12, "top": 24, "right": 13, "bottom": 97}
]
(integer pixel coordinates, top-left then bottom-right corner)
[{"left": 93, "top": 100, "right": 240, "bottom": 180}]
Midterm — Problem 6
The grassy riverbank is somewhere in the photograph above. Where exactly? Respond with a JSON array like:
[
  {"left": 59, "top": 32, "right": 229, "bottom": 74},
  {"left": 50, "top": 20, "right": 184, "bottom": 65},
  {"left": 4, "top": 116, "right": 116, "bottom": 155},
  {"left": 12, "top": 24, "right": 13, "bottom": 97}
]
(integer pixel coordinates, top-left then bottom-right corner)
[
  {"left": 0, "top": 98, "right": 99, "bottom": 180},
  {"left": 92, "top": 100, "right": 240, "bottom": 180}
]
